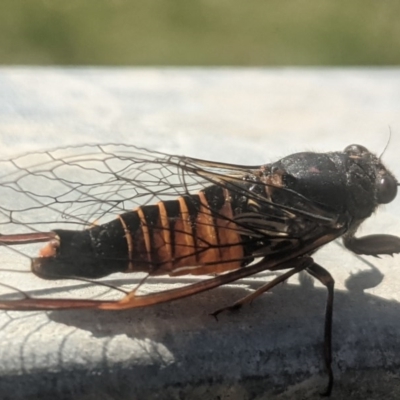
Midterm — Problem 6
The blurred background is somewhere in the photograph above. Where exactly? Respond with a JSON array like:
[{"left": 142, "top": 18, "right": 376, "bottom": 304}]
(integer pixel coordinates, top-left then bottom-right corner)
[{"left": 1, "top": 0, "right": 399, "bottom": 66}]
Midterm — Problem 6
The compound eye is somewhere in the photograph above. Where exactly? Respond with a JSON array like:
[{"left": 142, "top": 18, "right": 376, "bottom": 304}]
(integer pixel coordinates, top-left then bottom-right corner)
[
  {"left": 344, "top": 144, "right": 369, "bottom": 156},
  {"left": 377, "top": 174, "right": 398, "bottom": 204}
]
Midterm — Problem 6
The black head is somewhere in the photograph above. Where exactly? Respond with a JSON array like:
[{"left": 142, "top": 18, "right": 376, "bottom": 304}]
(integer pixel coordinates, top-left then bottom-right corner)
[{"left": 344, "top": 144, "right": 398, "bottom": 205}]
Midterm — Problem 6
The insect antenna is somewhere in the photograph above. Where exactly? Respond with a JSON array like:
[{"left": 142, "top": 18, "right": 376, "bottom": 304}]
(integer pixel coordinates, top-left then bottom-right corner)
[{"left": 378, "top": 126, "right": 392, "bottom": 161}]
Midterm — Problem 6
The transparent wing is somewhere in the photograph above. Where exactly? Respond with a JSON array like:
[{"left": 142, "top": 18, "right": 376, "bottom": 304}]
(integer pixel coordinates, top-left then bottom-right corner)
[
  {"left": 0, "top": 144, "right": 256, "bottom": 229},
  {"left": 0, "top": 144, "right": 344, "bottom": 309}
]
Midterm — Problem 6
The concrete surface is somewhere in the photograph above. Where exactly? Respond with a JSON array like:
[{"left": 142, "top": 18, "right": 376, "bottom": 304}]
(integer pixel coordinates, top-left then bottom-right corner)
[{"left": 0, "top": 68, "right": 400, "bottom": 399}]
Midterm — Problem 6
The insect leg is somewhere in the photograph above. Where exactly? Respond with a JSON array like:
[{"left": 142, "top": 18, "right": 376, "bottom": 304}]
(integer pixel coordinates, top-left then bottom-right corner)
[
  {"left": 211, "top": 256, "right": 314, "bottom": 318},
  {"left": 305, "top": 262, "right": 334, "bottom": 397},
  {"left": 344, "top": 234, "right": 400, "bottom": 256}
]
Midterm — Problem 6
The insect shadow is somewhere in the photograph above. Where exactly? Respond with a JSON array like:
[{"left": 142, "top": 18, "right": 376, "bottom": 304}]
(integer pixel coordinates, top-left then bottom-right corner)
[{"left": 44, "top": 272, "right": 400, "bottom": 397}]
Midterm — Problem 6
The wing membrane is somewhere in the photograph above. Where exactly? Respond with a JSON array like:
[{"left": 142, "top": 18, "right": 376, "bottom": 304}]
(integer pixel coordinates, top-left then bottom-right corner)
[{"left": 0, "top": 144, "right": 344, "bottom": 309}]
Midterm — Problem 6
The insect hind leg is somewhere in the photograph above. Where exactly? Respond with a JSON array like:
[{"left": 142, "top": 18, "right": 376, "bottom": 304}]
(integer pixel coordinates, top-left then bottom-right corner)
[
  {"left": 210, "top": 257, "right": 335, "bottom": 396},
  {"left": 306, "top": 262, "right": 334, "bottom": 397},
  {"left": 210, "top": 256, "right": 313, "bottom": 318}
]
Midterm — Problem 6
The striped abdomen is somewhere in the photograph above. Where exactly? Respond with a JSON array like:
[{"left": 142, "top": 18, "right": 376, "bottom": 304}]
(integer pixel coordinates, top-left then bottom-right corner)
[{"left": 32, "top": 185, "right": 244, "bottom": 279}]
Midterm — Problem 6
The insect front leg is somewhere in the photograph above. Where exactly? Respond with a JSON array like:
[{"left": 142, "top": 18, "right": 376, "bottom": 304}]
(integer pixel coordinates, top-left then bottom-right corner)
[
  {"left": 305, "top": 262, "right": 334, "bottom": 397},
  {"left": 211, "top": 256, "right": 314, "bottom": 318},
  {"left": 343, "top": 234, "right": 400, "bottom": 256}
]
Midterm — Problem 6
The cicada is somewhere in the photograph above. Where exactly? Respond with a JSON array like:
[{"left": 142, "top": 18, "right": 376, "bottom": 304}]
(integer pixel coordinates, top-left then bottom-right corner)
[{"left": 0, "top": 143, "right": 399, "bottom": 396}]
